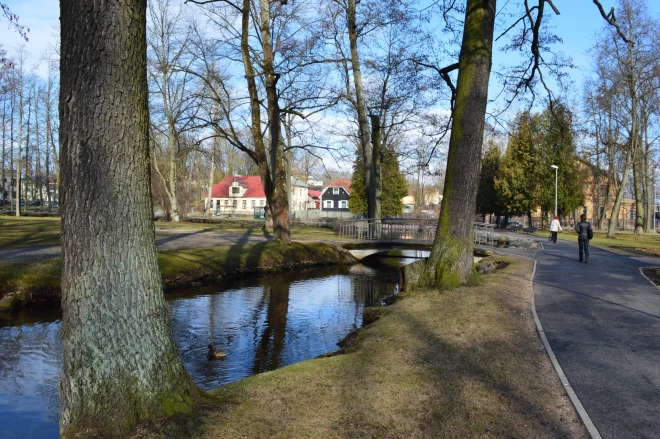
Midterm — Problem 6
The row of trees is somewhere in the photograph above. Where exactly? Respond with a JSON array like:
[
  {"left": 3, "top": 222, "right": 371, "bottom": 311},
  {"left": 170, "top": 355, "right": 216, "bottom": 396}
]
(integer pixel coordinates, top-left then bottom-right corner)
[
  {"left": 0, "top": 49, "right": 59, "bottom": 215},
  {"left": 477, "top": 103, "right": 584, "bottom": 226},
  {"left": 583, "top": 0, "right": 660, "bottom": 237},
  {"left": 9, "top": 0, "right": 645, "bottom": 435},
  {"left": 476, "top": 0, "right": 660, "bottom": 239}
]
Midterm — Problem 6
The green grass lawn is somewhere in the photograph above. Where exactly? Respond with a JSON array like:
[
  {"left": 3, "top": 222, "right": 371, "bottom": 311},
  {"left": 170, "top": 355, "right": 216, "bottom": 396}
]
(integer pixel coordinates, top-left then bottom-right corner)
[
  {"left": 0, "top": 216, "right": 338, "bottom": 249},
  {"left": 0, "top": 216, "right": 62, "bottom": 248}
]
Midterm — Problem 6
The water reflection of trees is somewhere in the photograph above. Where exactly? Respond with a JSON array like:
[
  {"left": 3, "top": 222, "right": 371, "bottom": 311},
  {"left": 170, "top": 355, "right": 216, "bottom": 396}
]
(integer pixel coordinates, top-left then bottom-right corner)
[{"left": 252, "top": 282, "right": 289, "bottom": 374}]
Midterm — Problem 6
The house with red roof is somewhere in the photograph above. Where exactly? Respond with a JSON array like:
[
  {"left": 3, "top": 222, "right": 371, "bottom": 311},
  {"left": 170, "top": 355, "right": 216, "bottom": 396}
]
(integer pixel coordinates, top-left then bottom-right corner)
[
  {"left": 308, "top": 189, "right": 322, "bottom": 209},
  {"left": 320, "top": 179, "right": 352, "bottom": 212},
  {"left": 210, "top": 176, "right": 267, "bottom": 216}
]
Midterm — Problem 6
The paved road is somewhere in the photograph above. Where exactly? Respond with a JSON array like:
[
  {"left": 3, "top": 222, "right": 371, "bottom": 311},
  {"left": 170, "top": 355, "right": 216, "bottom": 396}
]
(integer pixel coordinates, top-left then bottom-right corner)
[{"left": 534, "top": 239, "right": 660, "bottom": 439}]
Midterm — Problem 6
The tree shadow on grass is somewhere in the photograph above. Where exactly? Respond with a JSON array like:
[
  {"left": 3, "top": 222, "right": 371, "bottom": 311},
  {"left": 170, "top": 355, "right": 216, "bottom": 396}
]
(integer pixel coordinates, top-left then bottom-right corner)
[{"left": 333, "top": 291, "right": 587, "bottom": 439}]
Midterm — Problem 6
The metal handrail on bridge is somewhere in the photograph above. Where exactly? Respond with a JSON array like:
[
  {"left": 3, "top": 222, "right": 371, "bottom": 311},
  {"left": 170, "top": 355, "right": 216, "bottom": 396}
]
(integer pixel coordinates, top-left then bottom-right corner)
[{"left": 336, "top": 218, "right": 496, "bottom": 247}]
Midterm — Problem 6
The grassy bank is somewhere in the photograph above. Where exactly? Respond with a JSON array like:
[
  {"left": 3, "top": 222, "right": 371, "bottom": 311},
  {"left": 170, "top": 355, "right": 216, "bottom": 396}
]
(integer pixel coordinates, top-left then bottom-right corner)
[
  {"left": 0, "top": 216, "right": 337, "bottom": 250},
  {"left": 134, "top": 255, "right": 588, "bottom": 439},
  {"left": 538, "top": 229, "right": 660, "bottom": 256},
  {"left": 0, "top": 242, "right": 355, "bottom": 306}
]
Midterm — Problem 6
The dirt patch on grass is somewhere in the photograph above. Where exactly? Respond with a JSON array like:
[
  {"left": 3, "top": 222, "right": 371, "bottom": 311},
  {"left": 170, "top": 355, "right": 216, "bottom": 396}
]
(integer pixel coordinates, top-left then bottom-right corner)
[
  {"left": 610, "top": 246, "right": 660, "bottom": 257},
  {"left": 640, "top": 267, "right": 660, "bottom": 288},
  {"left": 134, "top": 255, "right": 588, "bottom": 439}
]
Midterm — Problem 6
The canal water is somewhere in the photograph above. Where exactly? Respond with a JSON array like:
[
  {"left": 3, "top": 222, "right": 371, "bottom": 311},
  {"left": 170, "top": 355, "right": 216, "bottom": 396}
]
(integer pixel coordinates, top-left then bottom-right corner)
[{"left": 0, "top": 251, "right": 426, "bottom": 438}]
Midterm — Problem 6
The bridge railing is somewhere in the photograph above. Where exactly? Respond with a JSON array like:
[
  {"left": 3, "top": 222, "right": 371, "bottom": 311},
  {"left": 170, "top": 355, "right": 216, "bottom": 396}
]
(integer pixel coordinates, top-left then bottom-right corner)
[
  {"left": 336, "top": 218, "right": 496, "bottom": 246},
  {"left": 337, "top": 218, "right": 436, "bottom": 242}
]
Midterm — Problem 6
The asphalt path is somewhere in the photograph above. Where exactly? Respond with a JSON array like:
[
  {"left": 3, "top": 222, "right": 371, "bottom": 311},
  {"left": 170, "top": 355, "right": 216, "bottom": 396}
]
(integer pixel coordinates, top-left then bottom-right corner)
[{"left": 534, "top": 238, "right": 660, "bottom": 439}]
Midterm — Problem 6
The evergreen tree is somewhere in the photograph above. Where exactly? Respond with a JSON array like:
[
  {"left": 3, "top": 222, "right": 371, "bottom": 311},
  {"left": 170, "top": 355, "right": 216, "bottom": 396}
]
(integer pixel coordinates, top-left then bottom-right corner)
[
  {"left": 496, "top": 111, "right": 543, "bottom": 217},
  {"left": 350, "top": 148, "right": 407, "bottom": 217},
  {"left": 476, "top": 141, "right": 504, "bottom": 218},
  {"left": 495, "top": 104, "right": 584, "bottom": 223}
]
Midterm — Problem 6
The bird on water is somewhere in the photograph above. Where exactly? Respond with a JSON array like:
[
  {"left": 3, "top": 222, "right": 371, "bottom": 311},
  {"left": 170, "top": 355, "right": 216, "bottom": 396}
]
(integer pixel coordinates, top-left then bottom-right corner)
[{"left": 207, "top": 344, "right": 227, "bottom": 360}]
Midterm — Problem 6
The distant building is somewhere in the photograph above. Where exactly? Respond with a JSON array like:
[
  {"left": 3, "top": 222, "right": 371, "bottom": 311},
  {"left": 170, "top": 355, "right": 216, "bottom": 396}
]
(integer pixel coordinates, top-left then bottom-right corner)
[
  {"left": 320, "top": 178, "right": 351, "bottom": 212},
  {"left": 290, "top": 177, "right": 309, "bottom": 211},
  {"left": 210, "top": 176, "right": 266, "bottom": 216},
  {"left": 306, "top": 177, "right": 324, "bottom": 188},
  {"left": 308, "top": 189, "right": 321, "bottom": 209}
]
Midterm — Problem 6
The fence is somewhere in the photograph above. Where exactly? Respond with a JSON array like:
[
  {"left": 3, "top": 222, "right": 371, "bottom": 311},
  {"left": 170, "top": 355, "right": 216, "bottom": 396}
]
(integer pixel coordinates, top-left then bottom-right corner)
[{"left": 336, "top": 218, "right": 496, "bottom": 247}]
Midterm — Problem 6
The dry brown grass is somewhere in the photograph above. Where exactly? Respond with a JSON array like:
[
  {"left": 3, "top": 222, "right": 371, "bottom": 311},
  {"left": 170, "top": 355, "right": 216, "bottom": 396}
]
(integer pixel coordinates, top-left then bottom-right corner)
[{"left": 135, "top": 255, "right": 588, "bottom": 439}]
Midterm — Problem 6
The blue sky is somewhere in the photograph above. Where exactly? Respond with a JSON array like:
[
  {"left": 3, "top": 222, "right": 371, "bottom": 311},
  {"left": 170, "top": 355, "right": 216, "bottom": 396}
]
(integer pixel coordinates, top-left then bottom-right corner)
[
  {"left": 4, "top": 0, "right": 658, "bottom": 87},
  {"left": 3, "top": 0, "right": 659, "bottom": 111}
]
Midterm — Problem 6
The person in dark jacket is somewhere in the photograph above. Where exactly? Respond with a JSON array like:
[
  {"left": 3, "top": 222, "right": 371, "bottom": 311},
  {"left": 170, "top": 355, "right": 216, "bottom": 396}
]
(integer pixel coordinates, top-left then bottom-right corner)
[{"left": 575, "top": 214, "right": 593, "bottom": 263}]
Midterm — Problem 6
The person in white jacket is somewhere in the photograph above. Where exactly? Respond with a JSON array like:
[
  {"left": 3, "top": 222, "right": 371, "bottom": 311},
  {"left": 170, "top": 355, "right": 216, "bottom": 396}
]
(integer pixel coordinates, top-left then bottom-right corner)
[{"left": 549, "top": 216, "right": 562, "bottom": 243}]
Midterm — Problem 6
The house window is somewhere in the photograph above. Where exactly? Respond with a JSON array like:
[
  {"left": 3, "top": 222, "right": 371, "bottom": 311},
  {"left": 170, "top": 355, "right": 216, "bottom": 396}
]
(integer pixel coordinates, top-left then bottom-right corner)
[
  {"left": 225, "top": 200, "right": 229, "bottom": 206},
  {"left": 324, "top": 200, "right": 333, "bottom": 209},
  {"left": 233, "top": 200, "right": 237, "bottom": 207},
  {"left": 243, "top": 200, "right": 247, "bottom": 209},
  {"left": 332, "top": 187, "right": 339, "bottom": 194},
  {"left": 252, "top": 200, "right": 255, "bottom": 207},
  {"left": 260, "top": 200, "right": 265, "bottom": 206},
  {"left": 339, "top": 200, "right": 348, "bottom": 209}
]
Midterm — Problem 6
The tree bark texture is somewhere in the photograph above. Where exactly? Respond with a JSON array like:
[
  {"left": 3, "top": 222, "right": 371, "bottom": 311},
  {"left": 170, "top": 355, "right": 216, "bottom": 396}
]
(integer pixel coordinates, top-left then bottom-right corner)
[
  {"left": 59, "top": 1, "right": 196, "bottom": 436},
  {"left": 259, "top": 0, "right": 290, "bottom": 242},
  {"left": 347, "top": 0, "right": 376, "bottom": 219},
  {"left": 427, "top": 0, "right": 496, "bottom": 287}
]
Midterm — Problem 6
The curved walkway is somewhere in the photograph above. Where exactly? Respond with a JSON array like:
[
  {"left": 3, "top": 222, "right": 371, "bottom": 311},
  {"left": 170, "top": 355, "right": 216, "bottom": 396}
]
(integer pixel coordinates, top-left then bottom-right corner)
[{"left": 533, "top": 239, "right": 660, "bottom": 439}]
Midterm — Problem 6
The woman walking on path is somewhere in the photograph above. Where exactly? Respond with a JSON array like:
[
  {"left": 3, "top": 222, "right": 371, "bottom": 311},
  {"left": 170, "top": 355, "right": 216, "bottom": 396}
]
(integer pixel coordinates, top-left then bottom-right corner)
[
  {"left": 549, "top": 216, "right": 562, "bottom": 243},
  {"left": 575, "top": 214, "right": 593, "bottom": 263}
]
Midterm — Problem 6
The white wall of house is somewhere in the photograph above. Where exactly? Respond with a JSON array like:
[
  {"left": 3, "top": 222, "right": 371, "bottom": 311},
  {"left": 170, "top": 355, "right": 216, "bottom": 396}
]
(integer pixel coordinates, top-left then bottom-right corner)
[
  {"left": 290, "top": 185, "right": 308, "bottom": 211},
  {"left": 212, "top": 197, "right": 266, "bottom": 215}
]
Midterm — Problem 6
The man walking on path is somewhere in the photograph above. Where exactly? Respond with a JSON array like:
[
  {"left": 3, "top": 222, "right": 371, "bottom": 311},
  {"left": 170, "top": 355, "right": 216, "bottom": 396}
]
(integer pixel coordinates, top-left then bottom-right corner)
[
  {"left": 549, "top": 216, "right": 562, "bottom": 243},
  {"left": 575, "top": 214, "right": 593, "bottom": 263}
]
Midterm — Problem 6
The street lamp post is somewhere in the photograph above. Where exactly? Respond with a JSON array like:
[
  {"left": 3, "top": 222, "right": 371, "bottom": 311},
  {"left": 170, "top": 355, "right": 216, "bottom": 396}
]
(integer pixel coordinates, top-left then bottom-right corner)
[{"left": 551, "top": 165, "right": 558, "bottom": 217}]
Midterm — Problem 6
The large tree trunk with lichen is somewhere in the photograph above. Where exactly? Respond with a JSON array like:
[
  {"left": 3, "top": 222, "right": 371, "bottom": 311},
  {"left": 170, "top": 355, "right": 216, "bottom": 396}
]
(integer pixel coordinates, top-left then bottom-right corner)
[
  {"left": 59, "top": 1, "right": 196, "bottom": 436},
  {"left": 426, "top": 0, "right": 496, "bottom": 287},
  {"left": 347, "top": 0, "right": 376, "bottom": 219}
]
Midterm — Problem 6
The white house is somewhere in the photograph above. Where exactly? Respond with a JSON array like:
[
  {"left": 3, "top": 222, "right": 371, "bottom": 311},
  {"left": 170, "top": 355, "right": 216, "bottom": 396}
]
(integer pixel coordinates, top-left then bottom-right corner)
[{"left": 210, "top": 176, "right": 267, "bottom": 216}]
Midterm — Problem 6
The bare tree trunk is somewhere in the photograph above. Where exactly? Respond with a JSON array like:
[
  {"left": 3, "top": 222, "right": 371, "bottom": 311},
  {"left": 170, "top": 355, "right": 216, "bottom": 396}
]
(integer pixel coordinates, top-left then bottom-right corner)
[
  {"left": 16, "top": 85, "right": 23, "bottom": 217},
  {"left": 370, "top": 113, "right": 382, "bottom": 235},
  {"left": 633, "top": 140, "right": 644, "bottom": 235},
  {"left": 166, "top": 125, "right": 180, "bottom": 221},
  {"left": 8, "top": 95, "right": 14, "bottom": 211},
  {"left": 608, "top": 148, "right": 632, "bottom": 238},
  {"left": 346, "top": 0, "right": 376, "bottom": 219},
  {"left": 1, "top": 100, "right": 6, "bottom": 207},
  {"left": 59, "top": 0, "right": 196, "bottom": 435},
  {"left": 259, "top": 0, "right": 290, "bottom": 242},
  {"left": 205, "top": 140, "right": 215, "bottom": 216},
  {"left": 426, "top": 0, "right": 496, "bottom": 287}
]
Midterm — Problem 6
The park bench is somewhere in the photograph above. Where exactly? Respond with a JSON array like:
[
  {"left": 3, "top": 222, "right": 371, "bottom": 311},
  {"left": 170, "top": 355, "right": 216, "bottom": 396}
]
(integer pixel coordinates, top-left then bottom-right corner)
[{"left": 521, "top": 225, "right": 537, "bottom": 235}]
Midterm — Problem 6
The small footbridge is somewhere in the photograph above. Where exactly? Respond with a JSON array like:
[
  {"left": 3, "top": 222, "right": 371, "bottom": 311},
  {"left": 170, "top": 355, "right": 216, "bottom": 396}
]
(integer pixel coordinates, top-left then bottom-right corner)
[{"left": 337, "top": 218, "right": 496, "bottom": 260}]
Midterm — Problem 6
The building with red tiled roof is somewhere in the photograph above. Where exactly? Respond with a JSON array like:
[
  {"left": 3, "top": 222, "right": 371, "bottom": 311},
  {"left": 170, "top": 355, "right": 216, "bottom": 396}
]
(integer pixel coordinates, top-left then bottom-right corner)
[{"left": 210, "top": 176, "right": 267, "bottom": 216}]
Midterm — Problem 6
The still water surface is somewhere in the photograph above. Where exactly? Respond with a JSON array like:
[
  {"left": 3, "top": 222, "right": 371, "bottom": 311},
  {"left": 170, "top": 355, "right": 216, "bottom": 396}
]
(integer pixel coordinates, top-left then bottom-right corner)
[{"left": 0, "top": 252, "right": 424, "bottom": 438}]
